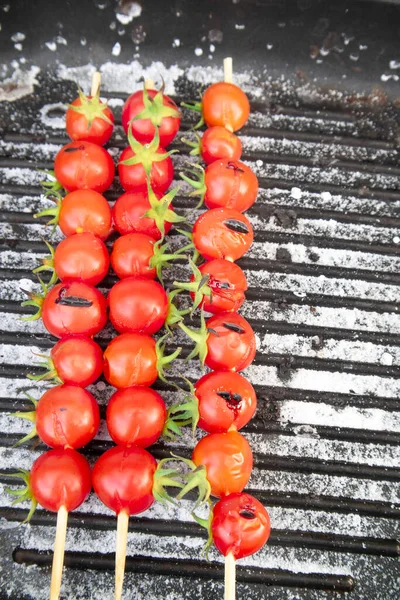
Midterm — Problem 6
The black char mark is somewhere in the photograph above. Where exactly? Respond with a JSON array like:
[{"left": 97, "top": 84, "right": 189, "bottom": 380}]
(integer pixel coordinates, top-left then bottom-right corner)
[{"left": 223, "top": 219, "right": 249, "bottom": 235}]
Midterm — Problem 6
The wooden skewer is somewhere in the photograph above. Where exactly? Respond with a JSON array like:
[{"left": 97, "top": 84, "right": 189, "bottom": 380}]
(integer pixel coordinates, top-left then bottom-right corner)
[
  {"left": 224, "top": 552, "right": 236, "bottom": 600},
  {"left": 115, "top": 510, "right": 130, "bottom": 600},
  {"left": 144, "top": 78, "right": 155, "bottom": 90},
  {"left": 49, "top": 505, "right": 69, "bottom": 600},
  {"left": 223, "top": 57, "right": 233, "bottom": 84},
  {"left": 91, "top": 70, "right": 101, "bottom": 97}
]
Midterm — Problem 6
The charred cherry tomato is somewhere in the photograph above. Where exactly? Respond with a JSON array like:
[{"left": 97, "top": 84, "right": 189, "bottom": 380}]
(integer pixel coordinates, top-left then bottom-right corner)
[
  {"left": 106, "top": 387, "right": 166, "bottom": 447},
  {"left": 54, "top": 141, "right": 115, "bottom": 193},
  {"left": 204, "top": 160, "right": 258, "bottom": 212},
  {"left": 36, "top": 385, "right": 100, "bottom": 449},
  {"left": 206, "top": 312, "right": 256, "bottom": 371},
  {"left": 193, "top": 208, "right": 253, "bottom": 262},
  {"left": 54, "top": 232, "right": 109, "bottom": 286},
  {"left": 66, "top": 91, "right": 114, "bottom": 146},
  {"left": 195, "top": 259, "right": 248, "bottom": 313},
  {"left": 112, "top": 191, "right": 173, "bottom": 240},
  {"left": 56, "top": 190, "right": 112, "bottom": 239},
  {"left": 211, "top": 492, "right": 271, "bottom": 559},
  {"left": 202, "top": 82, "right": 250, "bottom": 132},
  {"left": 200, "top": 127, "right": 242, "bottom": 164},
  {"left": 44, "top": 335, "right": 103, "bottom": 387},
  {"left": 193, "top": 431, "right": 253, "bottom": 498},
  {"left": 122, "top": 87, "right": 181, "bottom": 147},
  {"left": 195, "top": 371, "right": 257, "bottom": 433},
  {"left": 108, "top": 277, "right": 168, "bottom": 335},
  {"left": 41, "top": 281, "right": 107, "bottom": 338},
  {"left": 103, "top": 333, "right": 158, "bottom": 388},
  {"left": 31, "top": 448, "right": 92, "bottom": 512}
]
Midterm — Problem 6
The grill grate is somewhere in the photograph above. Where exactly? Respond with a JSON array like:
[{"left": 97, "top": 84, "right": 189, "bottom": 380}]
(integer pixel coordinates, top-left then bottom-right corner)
[{"left": 0, "top": 70, "right": 399, "bottom": 600}]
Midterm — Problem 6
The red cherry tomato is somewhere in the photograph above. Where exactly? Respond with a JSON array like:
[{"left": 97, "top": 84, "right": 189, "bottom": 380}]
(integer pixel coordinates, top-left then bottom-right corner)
[
  {"left": 66, "top": 95, "right": 114, "bottom": 146},
  {"left": 108, "top": 278, "right": 168, "bottom": 335},
  {"left": 30, "top": 448, "right": 92, "bottom": 512},
  {"left": 103, "top": 333, "right": 158, "bottom": 388},
  {"left": 202, "top": 83, "right": 250, "bottom": 132},
  {"left": 41, "top": 282, "right": 107, "bottom": 338},
  {"left": 192, "top": 431, "right": 253, "bottom": 498},
  {"left": 54, "top": 141, "right": 115, "bottom": 193},
  {"left": 110, "top": 233, "right": 156, "bottom": 279},
  {"left": 54, "top": 232, "right": 109, "bottom": 286},
  {"left": 122, "top": 88, "right": 180, "bottom": 147},
  {"left": 204, "top": 160, "right": 258, "bottom": 212},
  {"left": 192, "top": 259, "right": 247, "bottom": 313},
  {"left": 106, "top": 387, "right": 166, "bottom": 447},
  {"left": 205, "top": 312, "right": 256, "bottom": 371},
  {"left": 93, "top": 445, "right": 157, "bottom": 515},
  {"left": 211, "top": 493, "right": 271, "bottom": 559},
  {"left": 193, "top": 208, "right": 253, "bottom": 262},
  {"left": 200, "top": 127, "right": 242, "bottom": 164},
  {"left": 118, "top": 145, "right": 174, "bottom": 193},
  {"left": 195, "top": 371, "right": 257, "bottom": 433},
  {"left": 112, "top": 191, "right": 172, "bottom": 240},
  {"left": 58, "top": 190, "right": 112, "bottom": 240},
  {"left": 50, "top": 335, "right": 103, "bottom": 387},
  {"left": 36, "top": 385, "right": 100, "bottom": 449}
]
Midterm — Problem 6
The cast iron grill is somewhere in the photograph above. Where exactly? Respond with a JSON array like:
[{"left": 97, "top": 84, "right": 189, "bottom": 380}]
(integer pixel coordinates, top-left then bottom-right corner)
[{"left": 0, "top": 67, "right": 399, "bottom": 600}]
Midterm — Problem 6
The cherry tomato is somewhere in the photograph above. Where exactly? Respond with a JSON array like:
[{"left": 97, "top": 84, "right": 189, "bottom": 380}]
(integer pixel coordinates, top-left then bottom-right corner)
[
  {"left": 201, "top": 127, "right": 242, "bottom": 164},
  {"left": 110, "top": 233, "right": 156, "bottom": 279},
  {"left": 122, "top": 88, "right": 180, "bottom": 147},
  {"left": 54, "top": 232, "right": 109, "bottom": 286},
  {"left": 66, "top": 94, "right": 114, "bottom": 146},
  {"left": 193, "top": 208, "right": 253, "bottom": 262},
  {"left": 93, "top": 445, "right": 157, "bottom": 515},
  {"left": 108, "top": 278, "right": 168, "bottom": 335},
  {"left": 192, "top": 431, "right": 253, "bottom": 498},
  {"left": 211, "top": 493, "right": 271, "bottom": 559},
  {"left": 41, "top": 281, "right": 107, "bottom": 338},
  {"left": 36, "top": 385, "right": 100, "bottom": 449},
  {"left": 30, "top": 448, "right": 92, "bottom": 512},
  {"left": 192, "top": 259, "right": 247, "bottom": 313},
  {"left": 50, "top": 335, "right": 103, "bottom": 387},
  {"left": 54, "top": 141, "right": 115, "bottom": 193},
  {"left": 103, "top": 333, "right": 158, "bottom": 388},
  {"left": 57, "top": 190, "right": 112, "bottom": 240},
  {"left": 202, "top": 82, "right": 250, "bottom": 132},
  {"left": 204, "top": 160, "right": 258, "bottom": 212},
  {"left": 118, "top": 145, "right": 174, "bottom": 194},
  {"left": 106, "top": 387, "right": 166, "bottom": 447},
  {"left": 205, "top": 312, "right": 256, "bottom": 371},
  {"left": 112, "top": 191, "right": 173, "bottom": 240},
  {"left": 195, "top": 371, "right": 257, "bottom": 433}
]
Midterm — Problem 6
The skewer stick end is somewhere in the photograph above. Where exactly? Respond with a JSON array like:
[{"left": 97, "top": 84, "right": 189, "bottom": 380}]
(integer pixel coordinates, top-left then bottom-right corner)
[
  {"left": 115, "top": 510, "right": 130, "bottom": 600},
  {"left": 223, "top": 57, "right": 233, "bottom": 84},
  {"left": 91, "top": 71, "right": 101, "bottom": 97},
  {"left": 224, "top": 552, "right": 236, "bottom": 600},
  {"left": 144, "top": 78, "right": 155, "bottom": 90},
  {"left": 49, "top": 505, "right": 69, "bottom": 600}
]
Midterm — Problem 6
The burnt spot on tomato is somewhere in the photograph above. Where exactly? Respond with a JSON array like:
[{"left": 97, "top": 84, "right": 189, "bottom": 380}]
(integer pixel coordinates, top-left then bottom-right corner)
[
  {"left": 207, "top": 327, "right": 220, "bottom": 337},
  {"left": 64, "top": 145, "right": 84, "bottom": 153},
  {"left": 239, "top": 508, "right": 256, "bottom": 519},
  {"left": 59, "top": 407, "right": 67, "bottom": 412},
  {"left": 56, "top": 295, "right": 93, "bottom": 308},
  {"left": 223, "top": 219, "right": 249, "bottom": 235},
  {"left": 223, "top": 322, "right": 246, "bottom": 334},
  {"left": 226, "top": 161, "right": 244, "bottom": 173},
  {"left": 217, "top": 391, "right": 242, "bottom": 405},
  {"left": 198, "top": 274, "right": 210, "bottom": 289}
]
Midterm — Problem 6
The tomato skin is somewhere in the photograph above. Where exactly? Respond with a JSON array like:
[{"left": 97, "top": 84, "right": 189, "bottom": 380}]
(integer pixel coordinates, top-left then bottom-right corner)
[
  {"left": 193, "top": 208, "right": 253, "bottom": 262},
  {"left": 30, "top": 448, "right": 92, "bottom": 512},
  {"left": 195, "top": 371, "right": 257, "bottom": 433},
  {"left": 201, "top": 127, "right": 242, "bottom": 164},
  {"left": 59, "top": 190, "right": 112, "bottom": 240},
  {"left": 118, "top": 146, "right": 174, "bottom": 193},
  {"left": 193, "top": 431, "right": 253, "bottom": 498},
  {"left": 205, "top": 312, "right": 256, "bottom": 371},
  {"left": 103, "top": 333, "right": 158, "bottom": 388},
  {"left": 36, "top": 385, "right": 100, "bottom": 449},
  {"left": 122, "top": 89, "right": 180, "bottom": 147},
  {"left": 50, "top": 335, "right": 103, "bottom": 387},
  {"left": 42, "top": 282, "right": 107, "bottom": 339},
  {"left": 66, "top": 97, "right": 114, "bottom": 146},
  {"left": 54, "top": 141, "right": 115, "bottom": 193},
  {"left": 202, "top": 83, "right": 250, "bottom": 132},
  {"left": 112, "top": 191, "right": 172, "bottom": 240},
  {"left": 93, "top": 445, "right": 157, "bottom": 515},
  {"left": 192, "top": 259, "right": 247, "bottom": 313},
  {"left": 204, "top": 160, "right": 258, "bottom": 212},
  {"left": 110, "top": 233, "right": 156, "bottom": 279},
  {"left": 107, "top": 387, "right": 166, "bottom": 447},
  {"left": 211, "top": 493, "right": 271, "bottom": 559},
  {"left": 54, "top": 232, "right": 109, "bottom": 286}
]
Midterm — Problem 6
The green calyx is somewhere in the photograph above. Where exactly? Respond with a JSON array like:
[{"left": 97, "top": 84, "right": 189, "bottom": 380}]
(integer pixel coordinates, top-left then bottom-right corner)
[
  {"left": 9, "top": 393, "right": 38, "bottom": 447},
  {"left": 120, "top": 126, "right": 177, "bottom": 177},
  {"left": 176, "top": 228, "right": 201, "bottom": 265},
  {"left": 149, "top": 239, "right": 186, "bottom": 285},
  {"left": 4, "top": 469, "right": 38, "bottom": 523},
  {"left": 174, "top": 454, "right": 211, "bottom": 510},
  {"left": 34, "top": 196, "right": 61, "bottom": 234},
  {"left": 180, "top": 100, "right": 204, "bottom": 130},
  {"left": 145, "top": 183, "right": 186, "bottom": 240},
  {"left": 179, "top": 310, "right": 209, "bottom": 367},
  {"left": 152, "top": 458, "right": 185, "bottom": 506},
  {"left": 32, "top": 239, "right": 58, "bottom": 287},
  {"left": 20, "top": 277, "right": 49, "bottom": 321},
  {"left": 133, "top": 82, "right": 180, "bottom": 128},
  {"left": 38, "top": 169, "right": 64, "bottom": 201},
  {"left": 27, "top": 351, "right": 62, "bottom": 385},
  {"left": 162, "top": 377, "right": 199, "bottom": 440},
  {"left": 192, "top": 500, "right": 214, "bottom": 559},
  {"left": 173, "top": 258, "right": 211, "bottom": 314},
  {"left": 165, "top": 289, "right": 191, "bottom": 335},
  {"left": 179, "top": 163, "right": 206, "bottom": 208},
  {"left": 155, "top": 334, "right": 182, "bottom": 384},
  {"left": 181, "top": 133, "right": 201, "bottom": 157},
  {"left": 67, "top": 85, "right": 113, "bottom": 128}
]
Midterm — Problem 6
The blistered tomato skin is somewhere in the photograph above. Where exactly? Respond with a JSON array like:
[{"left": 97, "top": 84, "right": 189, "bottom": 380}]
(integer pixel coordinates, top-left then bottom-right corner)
[
  {"left": 50, "top": 335, "right": 103, "bottom": 387},
  {"left": 211, "top": 492, "right": 271, "bottom": 559},
  {"left": 103, "top": 333, "right": 158, "bottom": 389},
  {"left": 110, "top": 233, "right": 157, "bottom": 279},
  {"left": 202, "top": 83, "right": 250, "bottom": 132},
  {"left": 54, "top": 232, "right": 109, "bottom": 286},
  {"left": 204, "top": 160, "right": 258, "bottom": 212},
  {"left": 200, "top": 127, "right": 242, "bottom": 164},
  {"left": 192, "top": 259, "right": 247, "bottom": 314},
  {"left": 54, "top": 141, "right": 115, "bottom": 193},
  {"left": 205, "top": 312, "right": 256, "bottom": 372},
  {"left": 59, "top": 190, "right": 112, "bottom": 240},
  {"left": 112, "top": 191, "right": 173, "bottom": 240},
  {"left": 192, "top": 208, "right": 253, "bottom": 262}
]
